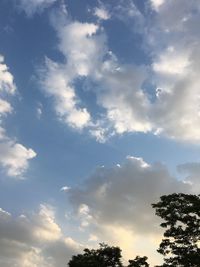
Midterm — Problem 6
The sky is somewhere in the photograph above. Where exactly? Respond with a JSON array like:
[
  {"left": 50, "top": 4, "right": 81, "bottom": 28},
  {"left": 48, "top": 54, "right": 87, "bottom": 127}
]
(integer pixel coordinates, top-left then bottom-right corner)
[{"left": 0, "top": 0, "right": 200, "bottom": 266}]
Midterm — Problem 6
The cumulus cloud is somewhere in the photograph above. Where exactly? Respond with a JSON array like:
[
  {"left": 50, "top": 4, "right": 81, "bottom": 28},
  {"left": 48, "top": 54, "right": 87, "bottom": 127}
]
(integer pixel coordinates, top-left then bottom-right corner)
[
  {"left": 0, "top": 204, "right": 81, "bottom": 267},
  {"left": 40, "top": 13, "right": 106, "bottom": 131},
  {"left": 95, "top": 0, "right": 200, "bottom": 142},
  {"left": 0, "top": 138, "right": 36, "bottom": 177},
  {"left": 0, "top": 55, "right": 36, "bottom": 177},
  {"left": 40, "top": 6, "right": 150, "bottom": 138},
  {"left": 41, "top": 58, "right": 91, "bottom": 129},
  {"left": 148, "top": 0, "right": 200, "bottom": 141},
  {"left": 17, "top": 0, "right": 57, "bottom": 17},
  {"left": 39, "top": 1, "right": 200, "bottom": 143},
  {"left": 69, "top": 156, "right": 191, "bottom": 234},
  {"left": 96, "top": 63, "right": 151, "bottom": 134}
]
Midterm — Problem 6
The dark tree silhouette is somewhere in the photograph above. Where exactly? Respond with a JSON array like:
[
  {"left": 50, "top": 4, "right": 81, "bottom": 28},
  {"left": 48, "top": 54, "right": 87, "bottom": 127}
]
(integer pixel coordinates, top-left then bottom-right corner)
[
  {"left": 68, "top": 243, "right": 123, "bottom": 267},
  {"left": 152, "top": 193, "right": 200, "bottom": 267},
  {"left": 128, "top": 256, "right": 149, "bottom": 267}
]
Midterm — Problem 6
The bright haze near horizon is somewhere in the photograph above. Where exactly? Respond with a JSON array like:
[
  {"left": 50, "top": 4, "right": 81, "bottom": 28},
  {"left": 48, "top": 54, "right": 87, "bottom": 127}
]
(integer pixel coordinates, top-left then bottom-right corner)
[{"left": 0, "top": 0, "right": 200, "bottom": 266}]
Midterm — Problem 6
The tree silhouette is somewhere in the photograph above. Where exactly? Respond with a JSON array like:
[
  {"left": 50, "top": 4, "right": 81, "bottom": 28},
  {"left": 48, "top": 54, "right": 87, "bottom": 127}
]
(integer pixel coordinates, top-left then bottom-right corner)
[
  {"left": 128, "top": 256, "right": 149, "bottom": 267},
  {"left": 152, "top": 193, "right": 200, "bottom": 267},
  {"left": 68, "top": 243, "right": 123, "bottom": 267}
]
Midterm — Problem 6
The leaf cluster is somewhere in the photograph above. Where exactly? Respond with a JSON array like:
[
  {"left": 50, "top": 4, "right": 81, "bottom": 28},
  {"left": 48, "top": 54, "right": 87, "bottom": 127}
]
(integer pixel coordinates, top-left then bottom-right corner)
[{"left": 152, "top": 193, "right": 200, "bottom": 267}]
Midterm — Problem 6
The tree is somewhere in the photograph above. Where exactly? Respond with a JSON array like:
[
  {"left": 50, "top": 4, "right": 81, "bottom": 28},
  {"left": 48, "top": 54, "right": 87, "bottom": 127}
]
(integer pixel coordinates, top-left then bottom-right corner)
[
  {"left": 68, "top": 243, "right": 123, "bottom": 267},
  {"left": 128, "top": 256, "right": 149, "bottom": 267},
  {"left": 152, "top": 193, "right": 200, "bottom": 267}
]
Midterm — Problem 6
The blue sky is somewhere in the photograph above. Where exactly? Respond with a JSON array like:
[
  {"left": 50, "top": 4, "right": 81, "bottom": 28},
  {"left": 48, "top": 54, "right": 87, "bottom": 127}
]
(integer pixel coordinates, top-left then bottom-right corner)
[{"left": 0, "top": 0, "right": 200, "bottom": 266}]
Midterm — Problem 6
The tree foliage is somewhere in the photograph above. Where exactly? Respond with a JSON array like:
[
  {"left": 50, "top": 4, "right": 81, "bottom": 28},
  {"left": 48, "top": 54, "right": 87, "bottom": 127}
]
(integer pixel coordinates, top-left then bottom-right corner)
[
  {"left": 128, "top": 256, "right": 149, "bottom": 267},
  {"left": 68, "top": 243, "right": 123, "bottom": 267},
  {"left": 152, "top": 193, "right": 200, "bottom": 267}
]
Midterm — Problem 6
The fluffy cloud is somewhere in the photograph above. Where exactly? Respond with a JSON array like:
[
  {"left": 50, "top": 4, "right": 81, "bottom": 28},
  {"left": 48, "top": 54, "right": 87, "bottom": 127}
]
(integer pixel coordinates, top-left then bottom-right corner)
[
  {"left": 0, "top": 98, "right": 12, "bottom": 114},
  {"left": 94, "top": 7, "right": 110, "bottom": 20},
  {"left": 17, "top": 0, "right": 57, "bottom": 16},
  {"left": 0, "top": 55, "right": 36, "bottom": 177},
  {"left": 41, "top": 59, "right": 91, "bottom": 129},
  {"left": 0, "top": 138, "right": 36, "bottom": 177},
  {"left": 96, "top": 63, "right": 152, "bottom": 134},
  {"left": 41, "top": 6, "right": 149, "bottom": 137},
  {"left": 40, "top": 1, "right": 200, "bottom": 143},
  {"left": 0, "top": 204, "right": 81, "bottom": 267},
  {"left": 69, "top": 156, "right": 191, "bottom": 234},
  {"left": 0, "top": 55, "right": 16, "bottom": 95},
  {"left": 148, "top": 0, "right": 200, "bottom": 141},
  {"left": 97, "top": 0, "right": 200, "bottom": 142},
  {"left": 57, "top": 22, "right": 102, "bottom": 76},
  {"left": 41, "top": 13, "right": 107, "bottom": 130}
]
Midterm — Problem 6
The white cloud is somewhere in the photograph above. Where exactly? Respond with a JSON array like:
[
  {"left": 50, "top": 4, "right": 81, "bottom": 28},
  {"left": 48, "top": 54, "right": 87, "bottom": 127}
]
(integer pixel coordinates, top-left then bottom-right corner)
[
  {"left": 41, "top": 58, "right": 91, "bottom": 129},
  {"left": 94, "top": 7, "right": 110, "bottom": 20},
  {"left": 78, "top": 204, "right": 93, "bottom": 229},
  {"left": 150, "top": 0, "right": 165, "bottom": 11},
  {"left": 0, "top": 55, "right": 16, "bottom": 95},
  {"left": 17, "top": 0, "right": 57, "bottom": 17},
  {"left": 33, "top": 204, "right": 61, "bottom": 241},
  {"left": 0, "top": 205, "right": 81, "bottom": 267},
  {"left": 0, "top": 98, "right": 12, "bottom": 115},
  {"left": 95, "top": 0, "right": 200, "bottom": 142},
  {"left": 0, "top": 139, "right": 36, "bottom": 177},
  {"left": 40, "top": 11, "right": 151, "bottom": 139},
  {"left": 88, "top": 234, "right": 98, "bottom": 242},
  {"left": 60, "top": 186, "right": 71, "bottom": 192},
  {"left": 152, "top": 47, "right": 190, "bottom": 76},
  {"left": 40, "top": 1, "right": 200, "bottom": 143},
  {"left": 0, "top": 55, "right": 36, "bottom": 178},
  {"left": 57, "top": 21, "right": 102, "bottom": 77},
  {"left": 40, "top": 15, "right": 106, "bottom": 131},
  {"left": 148, "top": 0, "right": 200, "bottom": 142},
  {"left": 96, "top": 63, "right": 152, "bottom": 134}
]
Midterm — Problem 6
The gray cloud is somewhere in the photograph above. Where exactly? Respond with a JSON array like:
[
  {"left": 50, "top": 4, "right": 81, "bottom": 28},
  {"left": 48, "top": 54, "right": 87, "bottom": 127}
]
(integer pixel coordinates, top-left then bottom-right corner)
[
  {"left": 69, "top": 156, "right": 191, "bottom": 234},
  {"left": 177, "top": 162, "right": 200, "bottom": 193},
  {"left": 0, "top": 205, "right": 81, "bottom": 267}
]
